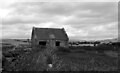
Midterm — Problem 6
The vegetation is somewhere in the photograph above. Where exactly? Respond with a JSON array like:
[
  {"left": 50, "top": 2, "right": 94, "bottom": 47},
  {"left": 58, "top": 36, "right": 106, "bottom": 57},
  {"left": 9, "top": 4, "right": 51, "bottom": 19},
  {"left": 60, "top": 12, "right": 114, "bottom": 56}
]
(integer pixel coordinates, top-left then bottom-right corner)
[
  {"left": 57, "top": 47, "right": 71, "bottom": 53},
  {"left": 2, "top": 41, "right": 119, "bottom": 72}
]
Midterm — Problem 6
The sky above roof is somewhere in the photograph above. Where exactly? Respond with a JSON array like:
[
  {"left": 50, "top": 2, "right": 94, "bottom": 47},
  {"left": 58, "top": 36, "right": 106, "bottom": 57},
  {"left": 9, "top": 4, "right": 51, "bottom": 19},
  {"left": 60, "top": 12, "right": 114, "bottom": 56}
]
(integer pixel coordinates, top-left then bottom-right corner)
[{"left": 1, "top": 0, "right": 119, "bottom": 41}]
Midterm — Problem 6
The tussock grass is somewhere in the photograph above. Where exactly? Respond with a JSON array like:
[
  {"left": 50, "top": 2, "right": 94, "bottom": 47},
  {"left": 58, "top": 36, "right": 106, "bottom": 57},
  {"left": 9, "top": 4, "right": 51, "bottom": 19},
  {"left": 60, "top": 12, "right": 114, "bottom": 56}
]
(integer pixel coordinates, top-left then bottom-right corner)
[{"left": 2, "top": 45, "right": 118, "bottom": 71}]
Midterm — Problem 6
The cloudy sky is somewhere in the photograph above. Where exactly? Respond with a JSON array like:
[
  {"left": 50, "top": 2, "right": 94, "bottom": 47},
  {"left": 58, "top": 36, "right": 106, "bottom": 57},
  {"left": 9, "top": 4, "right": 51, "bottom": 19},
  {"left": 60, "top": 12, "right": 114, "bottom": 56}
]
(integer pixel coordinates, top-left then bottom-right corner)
[{"left": 1, "top": 0, "right": 119, "bottom": 41}]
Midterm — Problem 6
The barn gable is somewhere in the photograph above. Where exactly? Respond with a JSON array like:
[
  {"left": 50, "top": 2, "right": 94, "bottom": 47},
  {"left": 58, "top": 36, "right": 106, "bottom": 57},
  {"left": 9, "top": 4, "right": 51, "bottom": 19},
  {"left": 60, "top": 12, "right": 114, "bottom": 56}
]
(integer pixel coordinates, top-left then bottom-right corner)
[{"left": 31, "top": 27, "right": 69, "bottom": 47}]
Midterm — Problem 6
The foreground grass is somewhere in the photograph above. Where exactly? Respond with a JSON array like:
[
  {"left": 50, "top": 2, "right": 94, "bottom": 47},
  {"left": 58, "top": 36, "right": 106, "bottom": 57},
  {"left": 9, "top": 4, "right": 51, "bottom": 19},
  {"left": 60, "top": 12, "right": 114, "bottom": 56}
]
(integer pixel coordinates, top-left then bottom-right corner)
[
  {"left": 2, "top": 45, "right": 118, "bottom": 71},
  {"left": 57, "top": 52, "right": 117, "bottom": 70}
]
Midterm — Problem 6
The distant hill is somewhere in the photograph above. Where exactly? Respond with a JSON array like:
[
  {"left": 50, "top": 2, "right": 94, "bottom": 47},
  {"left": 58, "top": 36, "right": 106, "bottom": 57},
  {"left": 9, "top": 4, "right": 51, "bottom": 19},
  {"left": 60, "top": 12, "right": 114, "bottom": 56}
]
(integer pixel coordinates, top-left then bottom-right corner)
[
  {"left": 69, "top": 38, "right": 118, "bottom": 43},
  {"left": 99, "top": 38, "right": 118, "bottom": 43},
  {"left": 1, "top": 39, "right": 30, "bottom": 46}
]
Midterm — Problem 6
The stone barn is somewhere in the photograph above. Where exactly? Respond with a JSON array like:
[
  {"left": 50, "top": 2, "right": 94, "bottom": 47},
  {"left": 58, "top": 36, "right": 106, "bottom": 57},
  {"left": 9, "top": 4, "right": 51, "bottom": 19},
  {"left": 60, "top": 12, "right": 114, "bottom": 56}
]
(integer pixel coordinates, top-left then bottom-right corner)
[{"left": 31, "top": 27, "right": 69, "bottom": 47}]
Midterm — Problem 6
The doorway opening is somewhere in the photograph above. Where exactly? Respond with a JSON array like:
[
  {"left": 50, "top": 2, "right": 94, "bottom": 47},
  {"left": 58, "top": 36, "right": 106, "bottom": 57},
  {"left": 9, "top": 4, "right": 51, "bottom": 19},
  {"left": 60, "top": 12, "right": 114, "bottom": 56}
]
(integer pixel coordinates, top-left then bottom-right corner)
[
  {"left": 56, "top": 41, "right": 60, "bottom": 46},
  {"left": 39, "top": 41, "right": 46, "bottom": 46}
]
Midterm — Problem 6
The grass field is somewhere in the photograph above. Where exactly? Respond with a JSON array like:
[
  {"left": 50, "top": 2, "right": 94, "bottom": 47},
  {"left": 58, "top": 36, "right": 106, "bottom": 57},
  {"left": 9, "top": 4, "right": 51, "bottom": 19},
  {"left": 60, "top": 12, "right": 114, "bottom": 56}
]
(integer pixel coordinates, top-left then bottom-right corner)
[
  {"left": 56, "top": 49, "right": 118, "bottom": 71},
  {"left": 1, "top": 39, "right": 119, "bottom": 71}
]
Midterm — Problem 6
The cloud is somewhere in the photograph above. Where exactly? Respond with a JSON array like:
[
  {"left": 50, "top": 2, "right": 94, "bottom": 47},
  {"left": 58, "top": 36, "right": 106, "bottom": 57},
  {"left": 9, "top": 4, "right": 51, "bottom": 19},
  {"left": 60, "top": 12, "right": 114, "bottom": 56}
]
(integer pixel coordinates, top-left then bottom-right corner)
[{"left": 2, "top": 2, "right": 118, "bottom": 40}]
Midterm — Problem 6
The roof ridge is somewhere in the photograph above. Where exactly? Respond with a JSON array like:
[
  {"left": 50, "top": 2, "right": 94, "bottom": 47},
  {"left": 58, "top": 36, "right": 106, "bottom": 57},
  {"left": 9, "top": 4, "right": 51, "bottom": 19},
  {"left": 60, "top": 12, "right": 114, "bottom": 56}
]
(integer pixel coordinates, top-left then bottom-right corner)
[{"left": 33, "top": 27, "right": 63, "bottom": 30}]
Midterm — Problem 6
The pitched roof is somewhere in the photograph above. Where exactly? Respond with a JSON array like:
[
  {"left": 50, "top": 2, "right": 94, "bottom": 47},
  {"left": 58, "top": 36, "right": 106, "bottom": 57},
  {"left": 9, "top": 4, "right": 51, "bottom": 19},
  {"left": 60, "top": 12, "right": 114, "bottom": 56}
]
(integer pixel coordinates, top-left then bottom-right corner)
[{"left": 32, "top": 27, "right": 69, "bottom": 41}]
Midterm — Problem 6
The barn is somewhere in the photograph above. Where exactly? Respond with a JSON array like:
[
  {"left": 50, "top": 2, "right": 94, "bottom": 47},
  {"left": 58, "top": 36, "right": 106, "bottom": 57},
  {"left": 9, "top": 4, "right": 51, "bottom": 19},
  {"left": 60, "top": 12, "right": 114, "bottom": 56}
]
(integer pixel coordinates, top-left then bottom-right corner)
[{"left": 31, "top": 27, "right": 69, "bottom": 47}]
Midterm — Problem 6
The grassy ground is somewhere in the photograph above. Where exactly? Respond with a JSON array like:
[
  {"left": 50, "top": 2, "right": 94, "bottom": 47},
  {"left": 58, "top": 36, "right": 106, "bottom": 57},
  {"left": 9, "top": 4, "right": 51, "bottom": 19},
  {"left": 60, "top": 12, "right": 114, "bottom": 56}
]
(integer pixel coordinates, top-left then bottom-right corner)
[
  {"left": 2, "top": 46, "right": 118, "bottom": 71},
  {"left": 1, "top": 40, "right": 119, "bottom": 71},
  {"left": 57, "top": 50, "right": 118, "bottom": 71}
]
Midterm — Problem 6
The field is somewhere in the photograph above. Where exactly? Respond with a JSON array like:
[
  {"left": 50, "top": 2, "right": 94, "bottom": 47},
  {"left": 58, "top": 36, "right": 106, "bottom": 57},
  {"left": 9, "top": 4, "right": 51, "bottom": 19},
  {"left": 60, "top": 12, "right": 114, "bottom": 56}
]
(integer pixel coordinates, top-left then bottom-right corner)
[{"left": 1, "top": 39, "right": 119, "bottom": 71}]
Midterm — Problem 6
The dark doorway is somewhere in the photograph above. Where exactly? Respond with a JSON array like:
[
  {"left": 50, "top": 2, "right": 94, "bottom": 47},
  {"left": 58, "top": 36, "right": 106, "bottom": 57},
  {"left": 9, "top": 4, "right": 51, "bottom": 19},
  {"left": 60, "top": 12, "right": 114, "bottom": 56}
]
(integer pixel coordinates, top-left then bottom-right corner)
[
  {"left": 39, "top": 41, "right": 46, "bottom": 46},
  {"left": 56, "top": 41, "right": 60, "bottom": 46}
]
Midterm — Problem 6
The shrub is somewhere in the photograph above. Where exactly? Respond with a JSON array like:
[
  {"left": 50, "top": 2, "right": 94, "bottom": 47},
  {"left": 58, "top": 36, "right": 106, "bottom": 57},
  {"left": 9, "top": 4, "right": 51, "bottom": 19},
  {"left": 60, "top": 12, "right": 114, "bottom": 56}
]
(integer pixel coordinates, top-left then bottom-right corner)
[
  {"left": 2, "top": 45, "right": 15, "bottom": 53},
  {"left": 57, "top": 47, "right": 71, "bottom": 53},
  {"left": 32, "top": 45, "right": 46, "bottom": 53}
]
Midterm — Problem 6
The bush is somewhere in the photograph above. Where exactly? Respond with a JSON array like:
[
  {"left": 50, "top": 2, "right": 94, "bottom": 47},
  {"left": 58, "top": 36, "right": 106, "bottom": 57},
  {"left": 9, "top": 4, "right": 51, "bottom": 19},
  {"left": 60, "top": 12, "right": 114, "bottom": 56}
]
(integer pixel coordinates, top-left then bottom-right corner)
[
  {"left": 32, "top": 45, "right": 46, "bottom": 53},
  {"left": 57, "top": 47, "right": 71, "bottom": 53},
  {"left": 2, "top": 45, "right": 15, "bottom": 53}
]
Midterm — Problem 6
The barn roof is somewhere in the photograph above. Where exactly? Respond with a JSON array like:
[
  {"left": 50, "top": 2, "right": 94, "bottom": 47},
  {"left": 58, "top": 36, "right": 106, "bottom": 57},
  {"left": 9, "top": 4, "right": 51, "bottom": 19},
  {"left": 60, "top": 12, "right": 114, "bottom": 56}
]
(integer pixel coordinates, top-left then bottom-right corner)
[{"left": 32, "top": 27, "right": 69, "bottom": 41}]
